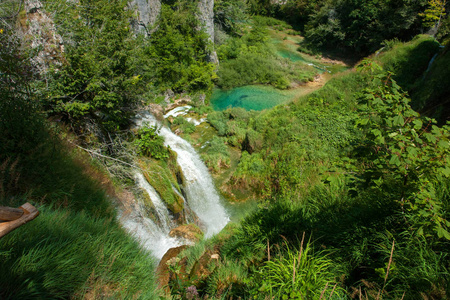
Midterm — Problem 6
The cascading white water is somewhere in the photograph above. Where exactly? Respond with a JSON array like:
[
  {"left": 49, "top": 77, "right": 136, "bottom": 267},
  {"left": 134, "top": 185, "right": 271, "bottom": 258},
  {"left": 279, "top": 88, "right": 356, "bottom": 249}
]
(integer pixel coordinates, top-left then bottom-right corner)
[
  {"left": 136, "top": 112, "right": 230, "bottom": 237},
  {"left": 120, "top": 201, "right": 183, "bottom": 260},
  {"left": 135, "top": 172, "right": 173, "bottom": 232}
]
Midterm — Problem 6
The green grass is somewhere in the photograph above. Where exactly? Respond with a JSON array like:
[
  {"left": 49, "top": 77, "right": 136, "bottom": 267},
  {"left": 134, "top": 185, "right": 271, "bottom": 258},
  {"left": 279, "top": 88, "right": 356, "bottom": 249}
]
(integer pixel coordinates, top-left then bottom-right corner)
[
  {"left": 167, "top": 34, "right": 450, "bottom": 299},
  {"left": 216, "top": 17, "right": 316, "bottom": 90},
  {"left": 1, "top": 86, "right": 159, "bottom": 299},
  {"left": 375, "top": 35, "right": 440, "bottom": 90},
  {"left": 250, "top": 241, "right": 346, "bottom": 299},
  {"left": 217, "top": 53, "right": 315, "bottom": 89},
  {"left": 0, "top": 208, "right": 158, "bottom": 299}
]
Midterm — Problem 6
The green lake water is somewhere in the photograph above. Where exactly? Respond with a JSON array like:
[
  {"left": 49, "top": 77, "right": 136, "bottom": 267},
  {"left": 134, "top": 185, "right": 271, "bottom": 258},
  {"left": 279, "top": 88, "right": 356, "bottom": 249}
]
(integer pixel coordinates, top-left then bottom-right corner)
[
  {"left": 211, "top": 86, "right": 291, "bottom": 111},
  {"left": 210, "top": 32, "right": 348, "bottom": 111}
]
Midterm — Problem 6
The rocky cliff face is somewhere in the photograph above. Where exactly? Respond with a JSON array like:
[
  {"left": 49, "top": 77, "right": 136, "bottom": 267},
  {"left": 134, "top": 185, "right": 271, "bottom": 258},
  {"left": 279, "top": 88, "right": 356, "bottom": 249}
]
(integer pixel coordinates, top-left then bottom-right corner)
[
  {"left": 197, "top": 0, "right": 219, "bottom": 64},
  {"left": 129, "top": 0, "right": 161, "bottom": 36},
  {"left": 21, "top": 0, "right": 64, "bottom": 74}
]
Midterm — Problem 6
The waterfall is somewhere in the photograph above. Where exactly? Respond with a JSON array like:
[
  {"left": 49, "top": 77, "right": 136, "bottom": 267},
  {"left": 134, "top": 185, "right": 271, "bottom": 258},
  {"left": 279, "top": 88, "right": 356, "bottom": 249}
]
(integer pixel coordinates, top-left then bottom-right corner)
[
  {"left": 423, "top": 53, "right": 439, "bottom": 80},
  {"left": 136, "top": 112, "right": 230, "bottom": 237},
  {"left": 120, "top": 199, "right": 183, "bottom": 260},
  {"left": 135, "top": 172, "right": 173, "bottom": 232},
  {"left": 121, "top": 111, "right": 229, "bottom": 260},
  {"left": 375, "top": 46, "right": 385, "bottom": 57}
]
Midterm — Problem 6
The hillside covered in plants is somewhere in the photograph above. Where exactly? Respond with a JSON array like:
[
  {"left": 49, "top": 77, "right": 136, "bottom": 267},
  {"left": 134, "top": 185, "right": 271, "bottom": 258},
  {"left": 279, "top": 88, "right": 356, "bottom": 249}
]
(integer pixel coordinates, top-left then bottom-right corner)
[{"left": 1, "top": 0, "right": 449, "bottom": 299}]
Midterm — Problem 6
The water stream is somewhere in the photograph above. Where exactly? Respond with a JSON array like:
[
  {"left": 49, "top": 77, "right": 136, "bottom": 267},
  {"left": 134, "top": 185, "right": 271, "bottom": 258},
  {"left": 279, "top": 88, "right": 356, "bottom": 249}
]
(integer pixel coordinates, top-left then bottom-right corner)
[
  {"left": 121, "top": 111, "right": 229, "bottom": 260},
  {"left": 135, "top": 172, "right": 174, "bottom": 232},
  {"left": 137, "top": 112, "right": 230, "bottom": 237},
  {"left": 120, "top": 200, "right": 183, "bottom": 260}
]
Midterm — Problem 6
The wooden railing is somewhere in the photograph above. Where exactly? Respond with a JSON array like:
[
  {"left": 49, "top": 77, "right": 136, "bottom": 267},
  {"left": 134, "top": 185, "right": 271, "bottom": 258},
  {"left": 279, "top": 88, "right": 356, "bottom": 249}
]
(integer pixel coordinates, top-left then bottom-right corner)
[{"left": 0, "top": 203, "right": 39, "bottom": 238}]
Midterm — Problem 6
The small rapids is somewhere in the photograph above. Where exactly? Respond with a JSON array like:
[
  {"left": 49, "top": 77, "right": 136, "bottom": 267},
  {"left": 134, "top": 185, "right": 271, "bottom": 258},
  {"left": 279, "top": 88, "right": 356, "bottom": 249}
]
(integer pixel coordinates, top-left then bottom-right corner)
[
  {"left": 120, "top": 111, "right": 229, "bottom": 260},
  {"left": 136, "top": 112, "right": 230, "bottom": 237}
]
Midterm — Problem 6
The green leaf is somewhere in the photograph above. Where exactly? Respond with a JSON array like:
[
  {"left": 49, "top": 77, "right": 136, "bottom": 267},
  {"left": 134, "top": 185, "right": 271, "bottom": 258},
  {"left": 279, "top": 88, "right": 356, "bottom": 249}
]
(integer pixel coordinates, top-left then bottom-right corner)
[
  {"left": 438, "top": 167, "right": 450, "bottom": 177},
  {"left": 412, "top": 119, "right": 423, "bottom": 130},
  {"left": 437, "top": 140, "right": 449, "bottom": 149},
  {"left": 393, "top": 115, "right": 404, "bottom": 126},
  {"left": 406, "top": 147, "right": 418, "bottom": 158},
  {"left": 389, "top": 155, "right": 401, "bottom": 166},
  {"left": 417, "top": 227, "right": 424, "bottom": 236},
  {"left": 424, "top": 133, "right": 437, "bottom": 143},
  {"left": 437, "top": 226, "right": 450, "bottom": 240},
  {"left": 388, "top": 132, "right": 398, "bottom": 138},
  {"left": 371, "top": 129, "right": 382, "bottom": 137}
]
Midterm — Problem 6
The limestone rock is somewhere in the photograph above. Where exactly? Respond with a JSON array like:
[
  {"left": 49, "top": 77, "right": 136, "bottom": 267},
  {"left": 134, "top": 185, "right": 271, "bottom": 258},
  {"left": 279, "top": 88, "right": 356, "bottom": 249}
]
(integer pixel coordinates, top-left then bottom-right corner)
[
  {"left": 21, "top": 0, "right": 64, "bottom": 74},
  {"left": 189, "top": 250, "right": 220, "bottom": 285},
  {"left": 156, "top": 245, "right": 188, "bottom": 295},
  {"left": 165, "top": 97, "right": 192, "bottom": 113},
  {"left": 129, "top": 0, "right": 161, "bottom": 36},
  {"left": 148, "top": 103, "right": 164, "bottom": 120},
  {"left": 197, "top": 0, "right": 219, "bottom": 64},
  {"left": 169, "top": 224, "right": 204, "bottom": 243}
]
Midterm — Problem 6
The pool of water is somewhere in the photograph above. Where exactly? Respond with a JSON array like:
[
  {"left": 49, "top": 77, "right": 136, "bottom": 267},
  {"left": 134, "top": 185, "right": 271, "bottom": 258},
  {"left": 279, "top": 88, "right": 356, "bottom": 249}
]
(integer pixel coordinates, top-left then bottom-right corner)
[
  {"left": 210, "top": 85, "right": 291, "bottom": 111},
  {"left": 277, "top": 49, "right": 307, "bottom": 63}
]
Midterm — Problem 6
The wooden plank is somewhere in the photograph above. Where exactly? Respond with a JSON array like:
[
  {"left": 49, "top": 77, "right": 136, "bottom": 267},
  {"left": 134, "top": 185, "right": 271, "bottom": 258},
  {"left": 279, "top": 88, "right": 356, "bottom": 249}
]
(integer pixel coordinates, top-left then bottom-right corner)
[
  {"left": 0, "top": 203, "right": 39, "bottom": 238},
  {"left": 0, "top": 206, "right": 24, "bottom": 221}
]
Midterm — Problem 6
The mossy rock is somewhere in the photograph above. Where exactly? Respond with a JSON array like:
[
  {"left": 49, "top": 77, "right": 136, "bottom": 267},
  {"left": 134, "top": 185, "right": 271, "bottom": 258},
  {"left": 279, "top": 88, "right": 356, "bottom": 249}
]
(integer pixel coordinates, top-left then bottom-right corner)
[
  {"left": 138, "top": 187, "right": 160, "bottom": 225},
  {"left": 169, "top": 224, "right": 204, "bottom": 243},
  {"left": 139, "top": 158, "right": 185, "bottom": 214}
]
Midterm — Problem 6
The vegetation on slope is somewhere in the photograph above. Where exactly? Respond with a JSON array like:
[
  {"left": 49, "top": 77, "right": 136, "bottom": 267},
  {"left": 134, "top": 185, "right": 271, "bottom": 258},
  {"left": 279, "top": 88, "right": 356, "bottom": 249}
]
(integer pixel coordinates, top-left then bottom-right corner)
[
  {"left": 167, "top": 35, "right": 450, "bottom": 299},
  {"left": 216, "top": 16, "right": 316, "bottom": 89},
  {"left": 0, "top": 26, "right": 159, "bottom": 300},
  {"left": 2, "top": 0, "right": 450, "bottom": 299}
]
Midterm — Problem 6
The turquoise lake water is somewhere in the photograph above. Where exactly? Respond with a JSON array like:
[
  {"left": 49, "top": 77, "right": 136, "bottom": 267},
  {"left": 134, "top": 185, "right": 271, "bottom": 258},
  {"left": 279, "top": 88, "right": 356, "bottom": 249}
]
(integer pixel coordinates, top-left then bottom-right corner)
[
  {"left": 210, "top": 33, "right": 348, "bottom": 111},
  {"left": 210, "top": 86, "right": 290, "bottom": 111}
]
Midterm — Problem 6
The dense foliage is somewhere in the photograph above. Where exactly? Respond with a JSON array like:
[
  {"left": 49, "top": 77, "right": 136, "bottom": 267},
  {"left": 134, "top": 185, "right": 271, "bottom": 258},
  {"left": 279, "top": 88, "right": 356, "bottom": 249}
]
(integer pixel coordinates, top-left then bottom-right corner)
[
  {"left": 167, "top": 36, "right": 449, "bottom": 299},
  {"left": 135, "top": 125, "right": 170, "bottom": 159},
  {"left": 2, "top": 0, "right": 450, "bottom": 299},
  {"left": 248, "top": 0, "right": 449, "bottom": 56},
  {"left": 0, "top": 27, "right": 158, "bottom": 299},
  {"left": 40, "top": 0, "right": 139, "bottom": 132},
  {"left": 144, "top": 3, "right": 217, "bottom": 94},
  {"left": 35, "top": 0, "right": 218, "bottom": 134},
  {"left": 216, "top": 17, "right": 316, "bottom": 89}
]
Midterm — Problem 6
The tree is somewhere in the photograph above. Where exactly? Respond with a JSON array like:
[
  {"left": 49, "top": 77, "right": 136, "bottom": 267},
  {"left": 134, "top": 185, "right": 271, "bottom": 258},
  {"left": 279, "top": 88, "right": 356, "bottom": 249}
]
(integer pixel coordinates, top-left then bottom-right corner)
[
  {"left": 354, "top": 66, "right": 450, "bottom": 239},
  {"left": 304, "top": 0, "right": 426, "bottom": 55},
  {"left": 214, "top": 0, "right": 247, "bottom": 34},
  {"left": 41, "top": 0, "right": 140, "bottom": 132},
  {"left": 419, "top": 0, "right": 447, "bottom": 29},
  {"left": 145, "top": 4, "right": 216, "bottom": 93}
]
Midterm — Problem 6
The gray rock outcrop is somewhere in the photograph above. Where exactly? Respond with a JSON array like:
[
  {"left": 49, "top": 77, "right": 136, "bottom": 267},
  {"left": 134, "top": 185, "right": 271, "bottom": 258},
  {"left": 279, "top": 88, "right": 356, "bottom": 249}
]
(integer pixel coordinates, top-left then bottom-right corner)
[
  {"left": 21, "top": 0, "right": 64, "bottom": 74},
  {"left": 129, "top": 0, "right": 161, "bottom": 36},
  {"left": 197, "top": 0, "right": 219, "bottom": 64}
]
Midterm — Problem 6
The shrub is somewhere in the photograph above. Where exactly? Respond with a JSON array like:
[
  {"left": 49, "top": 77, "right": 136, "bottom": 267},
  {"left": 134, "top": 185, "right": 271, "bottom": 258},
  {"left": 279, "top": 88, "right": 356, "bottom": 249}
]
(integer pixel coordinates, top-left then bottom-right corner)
[
  {"left": 172, "top": 116, "right": 196, "bottom": 134},
  {"left": 134, "top": 125, "right": 169, "bottom": 160}
]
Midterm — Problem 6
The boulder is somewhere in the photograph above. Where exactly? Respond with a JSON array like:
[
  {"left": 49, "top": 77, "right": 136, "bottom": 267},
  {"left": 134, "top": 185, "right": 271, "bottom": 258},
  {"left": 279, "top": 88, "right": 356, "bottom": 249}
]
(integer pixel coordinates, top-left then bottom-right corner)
[
  {"left": 169, "top": 224, "right": 204, "bottom": 243},
  {"left": 165, "top": 97, "right": 192, "bottom": 112},
  {"left": 156, "top": 245, "right": 188, "bottom": 296},
  {"left": 189, "top": 250, "right": 220, "bottom": 285},
  {"left": 148, "top": 103, "right": 164, "bottom": 120}
]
